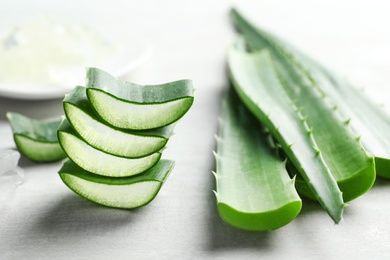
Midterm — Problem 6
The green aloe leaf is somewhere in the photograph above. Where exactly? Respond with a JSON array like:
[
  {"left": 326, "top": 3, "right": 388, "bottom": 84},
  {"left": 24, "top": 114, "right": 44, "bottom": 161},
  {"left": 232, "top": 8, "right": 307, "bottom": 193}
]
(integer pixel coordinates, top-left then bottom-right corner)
[
  {"left": 271, "top": 49, "right": 374, "bottom": 202},
  {"left": 86, "top": 67, "right": 194, "bottom": 130},
  {"left": 214, "top": 86, "right": 301, "bottom": 231},
  {"left": 6, "top": 112, "right": 66, "bottom": 162},
  {"left": 59, "top": 159, "right": 174, "bottom": 209},
  {"left": 64, "top": 86, "right": 174, "bottom": 158},
  {"left": 230, "top": 9, "right": 380, "bottom": 187},
  {"left": 228, "top": 46, "right": 344, "bottom": 223},
  {"left": 279, "top": 45, "right": 390, "bottom": 179},
  {"left": 57, "top": 119, "right": 161, "bottom": 177}
]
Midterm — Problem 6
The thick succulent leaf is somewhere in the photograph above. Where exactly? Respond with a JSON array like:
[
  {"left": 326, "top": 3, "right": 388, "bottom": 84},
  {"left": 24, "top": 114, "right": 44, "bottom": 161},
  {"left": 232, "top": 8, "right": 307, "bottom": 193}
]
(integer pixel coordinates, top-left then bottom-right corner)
[
  {"left": 6, "top": 112, "right": 66, "bottom": 162},
  {"left": 231, "top": 8, "right": 381, "bottom": 185},
  {"left": 59, "top": 159, "right": 174, "bottom": 208},
  {"left": 271, "top": 51, "right": 375, "bottom": 202},
  {"left": 57, "top": 119, "right": 161, "bottom": 177},
  {"left": 85, "top": 67, "right": 194, "bottom": 130},
  {"left": 64, "top": 86, "right": 174, "bottom": 157},
  {"left": 285, "top": 49, "right": 390, "bottom": 179},
  {"left": 214, "top": 86, "right": 301, "bottom": 231},
  {"left": 228, "top": 46, "right": 344, "bottom": 223}
]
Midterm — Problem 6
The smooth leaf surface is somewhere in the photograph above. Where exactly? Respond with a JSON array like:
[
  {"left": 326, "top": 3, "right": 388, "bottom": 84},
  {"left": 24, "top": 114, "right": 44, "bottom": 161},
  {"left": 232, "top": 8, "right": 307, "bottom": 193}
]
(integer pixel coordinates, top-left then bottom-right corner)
[
  {"left": 228, "top": 47, "right": 344, "bottom": 223},
  {"left": 215, "top": 86, "right": 301, "bottom": 231}
]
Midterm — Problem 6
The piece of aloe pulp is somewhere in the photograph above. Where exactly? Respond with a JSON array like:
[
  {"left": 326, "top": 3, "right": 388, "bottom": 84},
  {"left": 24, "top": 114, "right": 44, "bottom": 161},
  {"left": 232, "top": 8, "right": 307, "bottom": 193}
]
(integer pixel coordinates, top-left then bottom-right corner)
[
  {"left": 63, "top": 86, "right": 174, "bottom": 157},
  {"left": 6, "top": 112, "right": 66, "bottom": 162},
  {"left": 59, "top": 159, "right": 174, "bottom": 209},
  {"left": 86, "top": 67, "right": 194, "bottom": 130},
  {"left": 228, "top": 45, "right": 344, "bottom": 223},
  {"left": 57, "top": 119, "right": 161, "bottom": 177},
  {"left": 214, "top": 86, "right": 301, "bottom": 231},
  {"left": 230, "top": 9, "right": 376, "bottom": 200}
]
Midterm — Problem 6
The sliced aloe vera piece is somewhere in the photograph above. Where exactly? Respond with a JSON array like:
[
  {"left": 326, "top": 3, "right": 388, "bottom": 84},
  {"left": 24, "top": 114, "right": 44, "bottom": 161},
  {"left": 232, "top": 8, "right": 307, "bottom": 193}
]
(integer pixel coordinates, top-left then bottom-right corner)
[
  {"left": 228, "top": 46, "right": 344, "bottom": 223},
  {"left": 57, "top": 119, "right": 161, "bottom": 177},
  {"left": 59, "top": 159, "right": 174, "bottom": 208},
  {"left": 6, "top": 112, "right": 66, "bottom": 162},
  {"left": 214, "top": 86, "right": 301, "bottom": 231},
  {"left": 64, "top": 86, "right": 174, "bottom": 157},
  {"left": 85, "top": 67, "right": 194, "bottom": 130}
]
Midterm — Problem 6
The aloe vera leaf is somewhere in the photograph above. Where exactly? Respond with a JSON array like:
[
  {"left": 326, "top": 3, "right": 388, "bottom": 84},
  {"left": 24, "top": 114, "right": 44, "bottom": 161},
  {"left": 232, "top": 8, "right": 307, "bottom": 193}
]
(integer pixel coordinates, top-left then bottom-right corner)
[
  {"left": 228, "top": 47, "right": 344, "bottom": 223},
  {"left": 232, "top": 8, "right": 387, "bottom": 178},
  {"left": 214, "top": 86, "right": 301, "bottom": 231},
  {"left": 271, "top": 52, "right": 374, "bottom": 202},
  {"left": 57, "top": 119, "right": 161, "bottom": 177},
  {"left": 85, "top": 67, "right": 194, "bottom": 130},
  {"left": 59, "top": 159, "right": 174, "bottom": 209},
  {"left": 6, "top": 112, "right": 66, "bottom": 162},
  {"left": 64, "top": 86, "right": 174, "bottom": 157},
  {"left": 285, "top": 49, "right": 390, "bottom": 179},
  {"left": 230, "top": 9, "right": 376, "bottom": 200}
]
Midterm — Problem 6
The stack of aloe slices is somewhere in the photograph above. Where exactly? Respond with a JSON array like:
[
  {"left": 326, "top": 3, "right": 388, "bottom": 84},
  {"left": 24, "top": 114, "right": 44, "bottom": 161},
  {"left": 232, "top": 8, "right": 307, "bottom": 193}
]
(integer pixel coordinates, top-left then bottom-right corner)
[
  {"left": 58, "top": 68, "right": 194, "bottom": 208},
  {"left": 215, "top": 9, "right": 382, "bottom": 230}
]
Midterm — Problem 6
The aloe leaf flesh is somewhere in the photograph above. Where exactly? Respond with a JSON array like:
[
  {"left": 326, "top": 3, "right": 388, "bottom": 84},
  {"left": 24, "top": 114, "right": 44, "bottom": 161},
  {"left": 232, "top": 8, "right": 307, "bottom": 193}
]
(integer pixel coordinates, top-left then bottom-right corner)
[
  {"left": 64, "top": 86, "right": 174, "bottom": 157},
  {"left": 231, "top": 8, "right": 384, "bottom": 180},
  {"left": 6, "top": 112, "right": 66, "bottom": 162},
  {"left": 57, "top": 119, "right": 161, "bottom": 177},
  {"left": 228, "top": 46, "right": 344, "bottom": 223},
  {"left": 86, "top": 67, "right": 194, "bottom": 130},
  {"left": 59, "top": 159, "right": 174, "bottom": 209},
  {"left": 214, "top": 86, "right": 302, "bottom": 231}
]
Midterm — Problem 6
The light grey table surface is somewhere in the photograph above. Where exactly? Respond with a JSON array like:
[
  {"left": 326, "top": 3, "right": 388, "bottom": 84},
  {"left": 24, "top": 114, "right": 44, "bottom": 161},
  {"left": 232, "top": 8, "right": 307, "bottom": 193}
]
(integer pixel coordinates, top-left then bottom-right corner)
[{"left": 1, "top": 0, "right": 390, "bottom": 259}]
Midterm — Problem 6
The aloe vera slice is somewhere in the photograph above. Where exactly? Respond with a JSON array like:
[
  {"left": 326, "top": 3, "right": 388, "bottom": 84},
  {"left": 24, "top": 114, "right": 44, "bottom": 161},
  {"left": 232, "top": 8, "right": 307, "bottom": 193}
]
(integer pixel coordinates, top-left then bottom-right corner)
[
  {"left": 85, "top": 67, "right": 194, "bottom": 130},
  {"left": 230, "top": 10, "right": 376, "bottom": 200},
  {"left": 59, "top": 159, "right": 174, "bottom": 208},
  {"left": 6, "top": 112, "right": 66, "bottom": 162},
  {"left": 214, "top": 86, "right": 301, "bottom": 231},
  {"left": 64, "top": 86, "right": 174, "bottom": 157},
  {"left": 57, "top": 119, "right": 161, "bottom": 177},
  {"left": 228, "top": 46, "right": 344, "bottom": 223}
]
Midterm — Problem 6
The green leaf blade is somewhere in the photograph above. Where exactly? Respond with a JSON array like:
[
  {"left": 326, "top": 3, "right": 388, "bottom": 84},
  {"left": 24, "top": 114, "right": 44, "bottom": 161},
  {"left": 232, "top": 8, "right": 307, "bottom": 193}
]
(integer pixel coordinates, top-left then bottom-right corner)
[
  {"left": 215, "top": 87, "right": 301, "bottom": 231},
  {"left": 228, "top": 47, "right": 344, "bottom": 223}
]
